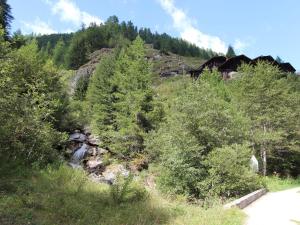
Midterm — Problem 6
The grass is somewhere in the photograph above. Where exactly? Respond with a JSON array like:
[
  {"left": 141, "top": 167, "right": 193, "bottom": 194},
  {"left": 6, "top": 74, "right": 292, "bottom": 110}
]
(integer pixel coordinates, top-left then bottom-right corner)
[
  {"left": 0, "top": 164, "right": 245, "bottom": 225},
  {"left": 264, "top": 176, "right": 300, "bottom": 192}
]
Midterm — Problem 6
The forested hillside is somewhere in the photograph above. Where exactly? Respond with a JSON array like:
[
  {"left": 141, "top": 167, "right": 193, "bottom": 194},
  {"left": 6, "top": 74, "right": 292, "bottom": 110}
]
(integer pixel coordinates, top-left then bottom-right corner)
[
  {"left": 34, "top": 16, "right": 217, "bottom": 70},
  {"left": 1, "top": 1, "right": 300, "bottom": 224}
]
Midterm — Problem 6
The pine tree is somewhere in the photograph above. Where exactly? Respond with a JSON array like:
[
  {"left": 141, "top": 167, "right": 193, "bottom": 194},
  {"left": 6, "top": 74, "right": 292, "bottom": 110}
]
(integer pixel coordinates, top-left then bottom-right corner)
[
  {"left": 65, "top": 35, "right": 87, "bottom": 69},
  {"left": 0, "top": 0, "right": 13, "bottom": 40},
  {"left": 52, "top": 38, "right": 66, "bottom": 67},
  {"left": 226, "top": 45, "right": 236, "bottom": 58},
  {"left": 275, "top": 56, "right": 284, "bottom": 63},
  {"left": 111, "top": 36, "right": 158, "bottom": 157},
  {"left": 86, "top": 53, "right": 117, "bottom": 146}
]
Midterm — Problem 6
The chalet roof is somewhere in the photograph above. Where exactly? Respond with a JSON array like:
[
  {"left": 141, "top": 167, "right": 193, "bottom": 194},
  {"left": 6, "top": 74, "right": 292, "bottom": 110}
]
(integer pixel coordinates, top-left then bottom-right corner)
[
  {"left": 189, "top": 56, "right": 226, "bottom": 78},
  {"left": 251, "top": 55, "right": 280, "bottom": 66},
  {"left": 218, "top": 55, "right": 251, "bottom": 72},
  {"left": 198, "top": 56, "right": 227, "bottom": 70},
  {"left": 279, "top": 63, "right": 296, "bottom": 73}
]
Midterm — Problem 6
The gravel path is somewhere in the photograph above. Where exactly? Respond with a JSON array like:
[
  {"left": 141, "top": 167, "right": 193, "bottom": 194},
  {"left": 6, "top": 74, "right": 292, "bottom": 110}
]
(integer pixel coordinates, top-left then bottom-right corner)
[{"left": 243, "top": 187, "right": 300, "bottom": 225}]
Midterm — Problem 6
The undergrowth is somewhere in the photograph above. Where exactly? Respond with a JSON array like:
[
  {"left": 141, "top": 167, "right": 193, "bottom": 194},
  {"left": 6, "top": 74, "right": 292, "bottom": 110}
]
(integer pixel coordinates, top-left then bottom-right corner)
[{"left": 0, "top": 164, "right": 245, "bottom": 225}]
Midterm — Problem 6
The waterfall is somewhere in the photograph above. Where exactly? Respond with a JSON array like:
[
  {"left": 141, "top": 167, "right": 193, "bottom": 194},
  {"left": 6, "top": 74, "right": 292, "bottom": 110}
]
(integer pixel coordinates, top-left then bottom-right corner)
[{"left": 71, "top": 143, "right": 88, "bottom": 163}]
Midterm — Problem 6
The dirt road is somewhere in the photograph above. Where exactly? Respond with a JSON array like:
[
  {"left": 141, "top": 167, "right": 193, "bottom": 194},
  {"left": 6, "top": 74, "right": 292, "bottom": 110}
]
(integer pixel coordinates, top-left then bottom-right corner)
[{"left": 243, "top": 187, "right": 300, "bottom": 225}]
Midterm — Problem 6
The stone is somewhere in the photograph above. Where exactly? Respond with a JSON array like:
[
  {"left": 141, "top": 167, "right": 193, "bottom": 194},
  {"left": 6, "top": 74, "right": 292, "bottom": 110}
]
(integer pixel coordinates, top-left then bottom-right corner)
[
  {"left": 69, "top": 132, "right": 87, "bottom": 142},
  {"left": 86, "top": 158, "right": 103, "bottom": 169},
  {"left": 102, "top": 164, "right": 130, "bottom": 184},
  {"left": 98, "top": 148, "right": 108, "bottom": 155},
  {"left": 87, "top": 134, "right": 100, "bottom": 146}
]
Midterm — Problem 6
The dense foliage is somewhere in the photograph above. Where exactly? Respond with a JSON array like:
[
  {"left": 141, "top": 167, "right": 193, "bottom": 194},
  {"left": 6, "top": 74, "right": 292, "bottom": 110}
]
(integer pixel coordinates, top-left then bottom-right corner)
[
  {"left": 230, "top": 63, "right": 300, "bottom": 176},
  {"left": 87, "top": 36, "right": 163, "bottom": 158},
  {"left": 0, "top": 29, "right": 67, "bottom": 165},
  {"left": 148, "top": 71, "right": 262, "bottom": 198}
]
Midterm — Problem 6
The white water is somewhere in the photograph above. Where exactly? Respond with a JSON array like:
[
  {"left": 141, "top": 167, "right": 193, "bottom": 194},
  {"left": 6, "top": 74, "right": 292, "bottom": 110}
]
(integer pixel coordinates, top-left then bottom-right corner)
[{"left": 71, "top": 143, "right": 88, "bottom": 163}]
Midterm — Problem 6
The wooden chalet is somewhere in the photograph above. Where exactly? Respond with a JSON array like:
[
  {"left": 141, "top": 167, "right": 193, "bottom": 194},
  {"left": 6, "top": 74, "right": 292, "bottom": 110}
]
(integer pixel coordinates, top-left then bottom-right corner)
[
  {"left": 251, "top": 55, "right": 280, "bottom": 67},
  {"left": 189, "top": 54, "right": 296, "bottom": 79},
  {"left": 218, "top": 55, "right": 251, "bottom": 79},
  {"left": 278, "top": 62, "right": 296, "bottom": 73},
  {"left": 189, "top": 56, "right": 226, "bottom": 79}
]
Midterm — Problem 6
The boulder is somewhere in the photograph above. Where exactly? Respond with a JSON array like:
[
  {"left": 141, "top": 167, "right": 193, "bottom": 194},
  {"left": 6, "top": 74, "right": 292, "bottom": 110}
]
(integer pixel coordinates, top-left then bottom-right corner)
[
  {"left": 86, "top": 158, "right": 104, "bottom": 174},
  {"left": 101, "top": 164, "right": 130, "bottom": 184},
  {"left": 69, "top": 132, "right": 87, "bottom": 142},
  {"left": 98, "top": 148, "right": 108, "bottom": 155}
]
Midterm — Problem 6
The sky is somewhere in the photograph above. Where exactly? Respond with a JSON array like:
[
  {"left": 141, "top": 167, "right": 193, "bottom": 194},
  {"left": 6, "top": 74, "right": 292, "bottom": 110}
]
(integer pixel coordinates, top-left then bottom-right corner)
[{"left": 8, "top": 0, "right": 300, "bottom": 70}]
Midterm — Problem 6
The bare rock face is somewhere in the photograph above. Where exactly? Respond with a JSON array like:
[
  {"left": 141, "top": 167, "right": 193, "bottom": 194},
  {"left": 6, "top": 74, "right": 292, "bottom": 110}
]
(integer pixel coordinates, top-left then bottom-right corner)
[{"left": 70, "top": 48, "right": 113, "bottom": 94}]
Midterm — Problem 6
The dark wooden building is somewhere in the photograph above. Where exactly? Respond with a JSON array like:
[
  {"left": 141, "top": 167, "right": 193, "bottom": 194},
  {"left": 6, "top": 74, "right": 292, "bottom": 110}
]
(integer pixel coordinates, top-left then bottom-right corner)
[
  {"left": 189, "top": 54, "right": 296, "bottom": 79},
  {"left": 251, "top": 55, "right": 280, "bottom": 67},
  {"left": 279, "top": 62, "right": 296, "bottom": 73},
  {"left": 218, "top": 55, "right": 251, "bottom": 79},
  {"left": 189, "top": 56, "right": 226, "bottom": 79}
]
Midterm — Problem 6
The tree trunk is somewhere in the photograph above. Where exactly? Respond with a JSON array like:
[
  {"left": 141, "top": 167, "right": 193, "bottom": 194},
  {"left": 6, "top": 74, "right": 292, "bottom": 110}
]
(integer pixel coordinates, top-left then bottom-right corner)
[
  {"left": 262, "top": 124, "right": 267, "bottom": 176},
  {"left": 262, "top": 147, "right": 267, "bottom": 176}
]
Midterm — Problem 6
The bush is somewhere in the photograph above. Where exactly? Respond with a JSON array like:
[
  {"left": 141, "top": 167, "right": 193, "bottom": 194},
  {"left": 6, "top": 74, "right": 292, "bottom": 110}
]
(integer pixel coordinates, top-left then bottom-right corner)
[
  {"left": 109, "top": 174, "right": 148, "bottom": 204},
  {"left": 203, "top": 144, "right": 263, "bottom": 198},
  {"left": 152, "top": 72, "right": 251, "bottom": 199}
]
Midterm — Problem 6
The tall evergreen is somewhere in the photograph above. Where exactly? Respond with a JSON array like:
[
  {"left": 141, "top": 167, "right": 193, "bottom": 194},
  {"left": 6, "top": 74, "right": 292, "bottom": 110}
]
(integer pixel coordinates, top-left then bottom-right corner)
[
  {"left": 111, "top": 36, "right": 155, "bottom": 157},
  {"left": 0, "top": 0, "right": 13, "bottom": 40},
  {"left": 226, "top": 45, "right": 236, "bottom": 58},
  {"left": 65, "top": 35, "right": 87, "bottom": 69},
  {"left": 86, "top": 53, "right": 117, "bottom": 146},
  {"left": 52, "top": 38, "right": 66, "bottom": 67}
]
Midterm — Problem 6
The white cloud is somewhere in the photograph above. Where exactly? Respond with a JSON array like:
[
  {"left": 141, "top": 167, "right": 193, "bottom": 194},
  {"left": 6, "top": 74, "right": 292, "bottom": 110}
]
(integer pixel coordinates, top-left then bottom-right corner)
[
  {"left": 22, "top": 18, "right": 57, "bottom": 34},
  {"left": 233, "top": 39, "right": 248, "bottom": 53},
  {"left": 158, "top": 0, "right": 227, "bottom": 54},
  {"left": 52, "top": 0, "right": 103, "bottom": 26}
]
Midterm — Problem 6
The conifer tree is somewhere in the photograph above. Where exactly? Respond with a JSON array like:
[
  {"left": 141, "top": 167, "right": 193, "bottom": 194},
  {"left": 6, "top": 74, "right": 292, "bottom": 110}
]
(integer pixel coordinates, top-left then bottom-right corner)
[
  {"left": 0, "top": 0, "right": 13, "bottom": 40},
  {"left": 226, "top": 45, "right": 236, "bottom": 58},
  {"left": 111, "top": 36, "right": 158, "bottom": 157},
  {"left": 52, "top": 38, "right": 66, "bottom": 67}
]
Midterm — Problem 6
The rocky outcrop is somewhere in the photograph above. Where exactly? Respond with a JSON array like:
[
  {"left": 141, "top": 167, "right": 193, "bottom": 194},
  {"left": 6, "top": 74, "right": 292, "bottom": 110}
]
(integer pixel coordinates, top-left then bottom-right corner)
[
  {"left": 70, "top": 48, "right": 113, "bottom": 94},
  {"left": 67, "top": 130, "right": 129, "bottom": 184}
]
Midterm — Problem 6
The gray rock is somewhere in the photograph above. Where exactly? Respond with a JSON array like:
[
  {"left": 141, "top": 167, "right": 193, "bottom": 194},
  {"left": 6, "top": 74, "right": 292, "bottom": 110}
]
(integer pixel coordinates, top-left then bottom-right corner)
[
  {"left": 69, "top": 132, "right": 87, "bottom": 142},
  {"left": 86, "top": 158, "right": 103, "bottom": 169},
  {"left": 98, "top": 148, "right": 108, "bottom": 155}
]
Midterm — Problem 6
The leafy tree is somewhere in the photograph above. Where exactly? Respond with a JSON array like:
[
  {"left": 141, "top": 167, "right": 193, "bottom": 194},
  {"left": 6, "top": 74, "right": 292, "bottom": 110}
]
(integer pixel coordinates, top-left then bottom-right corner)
[
  {"left": 204, "top": 144, "right": 262, "bottom": 198},
  {"left": 0, "top": 0, "right": 13, "bottom": 39},
  {"left": 226, "top": 45, "right": 236, "bottom": 58},
  {"left": 230, "top": 62, "right": 300, "bottom": 176},
  {"left": 153, "top": 70, "right": 252, "bottom": 198},
  {"left": 0, "top": 32, "right": 67, "bottom": 165}
]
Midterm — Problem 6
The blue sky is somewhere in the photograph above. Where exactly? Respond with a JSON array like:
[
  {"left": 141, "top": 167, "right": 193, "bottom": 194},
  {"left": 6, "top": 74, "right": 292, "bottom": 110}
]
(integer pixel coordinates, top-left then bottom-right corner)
[{"left": 9, "top": 0, "right": 300, "bottom": 70}]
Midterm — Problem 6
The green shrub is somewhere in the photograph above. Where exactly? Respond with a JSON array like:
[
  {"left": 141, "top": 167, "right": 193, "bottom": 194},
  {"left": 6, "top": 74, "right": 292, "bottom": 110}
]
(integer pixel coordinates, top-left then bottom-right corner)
[
  {"left": 203, "top": 144, "right": 263, "bottom": 198},
  {"left": 109, "top": 174, "right": 148, "bottom": 204}
]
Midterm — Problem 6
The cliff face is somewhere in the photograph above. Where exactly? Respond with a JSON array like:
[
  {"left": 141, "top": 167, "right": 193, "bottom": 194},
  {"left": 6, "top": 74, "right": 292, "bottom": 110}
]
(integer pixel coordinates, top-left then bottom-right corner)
[{"left": 70, "top": 48, "right": 113, "bottom": 94}]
